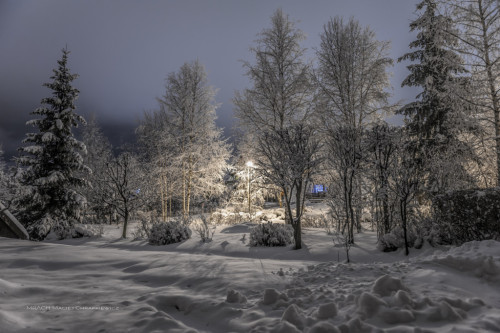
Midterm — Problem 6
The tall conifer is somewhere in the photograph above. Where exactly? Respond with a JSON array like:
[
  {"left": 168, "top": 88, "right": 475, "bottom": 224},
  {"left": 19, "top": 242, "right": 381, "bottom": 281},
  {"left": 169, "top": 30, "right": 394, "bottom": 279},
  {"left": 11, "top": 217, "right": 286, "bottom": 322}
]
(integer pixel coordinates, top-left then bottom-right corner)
[{"left": 17, "top": 48, "right": 89, "bottom": 240}]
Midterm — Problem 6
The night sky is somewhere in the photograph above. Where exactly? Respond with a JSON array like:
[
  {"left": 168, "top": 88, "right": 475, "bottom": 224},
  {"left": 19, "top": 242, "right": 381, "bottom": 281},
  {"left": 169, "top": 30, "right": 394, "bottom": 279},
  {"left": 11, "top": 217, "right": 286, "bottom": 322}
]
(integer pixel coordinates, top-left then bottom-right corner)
[{"left": 0, "top": 0, "right": 419, "bottom": 161}]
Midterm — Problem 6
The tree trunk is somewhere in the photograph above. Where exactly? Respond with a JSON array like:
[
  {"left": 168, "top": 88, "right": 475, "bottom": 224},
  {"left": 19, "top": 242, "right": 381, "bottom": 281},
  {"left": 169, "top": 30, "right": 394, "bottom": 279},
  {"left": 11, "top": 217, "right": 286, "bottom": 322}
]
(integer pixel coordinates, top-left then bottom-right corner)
[
  {"left": 347, "top": 170, "right": 355, "bottom": 244},
  {"left": 400, "top": 197, "right": 409, "bottom": 256},
  {"left": 355, "top": 177, "right": 362, "bottom": 233},
  {"left": 382, "top": 184, "right": 390, "bottom": 234},
  {"left": 342, "top": 173, "right": 349, "bottom": 235},
  {"left": 122, "top": 209, "right": 129, "bottom": 239},
  {"left": 182, "top": 164, "right": 187, "bottom": 218},
  {"left": 294, "top": 181, "right": 302, "bottom": 250},
  {"left": 160, "top": 173, "right": 166, "bottom": 221}
]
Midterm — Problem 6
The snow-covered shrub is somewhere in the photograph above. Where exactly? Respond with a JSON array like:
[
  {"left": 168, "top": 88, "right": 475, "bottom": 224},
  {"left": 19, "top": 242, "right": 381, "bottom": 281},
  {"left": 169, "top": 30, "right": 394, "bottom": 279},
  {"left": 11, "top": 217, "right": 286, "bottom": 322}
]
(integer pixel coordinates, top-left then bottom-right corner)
[
  {"left": 52, "top": 220, "right": 103, "bottom": 240},
  {"left": 148, "top": 221, "right": 191, "bottom": 245},
  {"left": 249, "top": 222, "right": 294, "bottom": 247},
  {"left": 193, "top": 214, "right": 216, "bottom": 243},
  {"left": 72, "top": 224, "right": 103, "bottom": 238},
  {"left": 209, "top": 208, "right": 248, "bottom": 225},
  {"left": 378, "top": 226, "right": 417, "bottom": 252},
  {"left": 210, "top": 210, "right": 225, "bottom": 225},
  {"left": 52, "top": 219, "right": 72, "bottom": 240},
  {"left": 432, "top": 188, "right": 500, "bottom": 245},
  {"left": 257, "top": 210, "right": 284, "bottom": 223}
]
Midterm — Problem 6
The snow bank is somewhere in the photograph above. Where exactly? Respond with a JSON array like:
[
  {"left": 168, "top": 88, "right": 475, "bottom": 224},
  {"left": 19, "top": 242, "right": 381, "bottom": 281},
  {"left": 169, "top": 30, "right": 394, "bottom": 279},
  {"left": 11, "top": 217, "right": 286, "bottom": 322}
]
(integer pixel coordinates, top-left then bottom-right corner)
[{"left": 420, "top": 240, "right": 500, "bottom": 281}]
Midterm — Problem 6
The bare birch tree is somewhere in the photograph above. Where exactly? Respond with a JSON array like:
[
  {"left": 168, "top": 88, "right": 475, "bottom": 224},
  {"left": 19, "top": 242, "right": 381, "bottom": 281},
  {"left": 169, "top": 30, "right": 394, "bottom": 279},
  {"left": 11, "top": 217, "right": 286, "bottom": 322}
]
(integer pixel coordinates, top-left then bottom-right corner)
[
  {"left": 257, "top": 124, "right": 322, "bottom": 249},
  {"left": 104, "top": 152, "right": 143, "bottom": 238},
  {"left": 234, "top": 8, "right": 312, "bottom": 134},
  {"left": 234, "top": 9, "right": 313, "bottom": 227},
  {"left": 443, "top": 0, "right": 500, "bottom": 185},
  {"left": 315, "top": 17, "right": 393, "bottom": 243}
]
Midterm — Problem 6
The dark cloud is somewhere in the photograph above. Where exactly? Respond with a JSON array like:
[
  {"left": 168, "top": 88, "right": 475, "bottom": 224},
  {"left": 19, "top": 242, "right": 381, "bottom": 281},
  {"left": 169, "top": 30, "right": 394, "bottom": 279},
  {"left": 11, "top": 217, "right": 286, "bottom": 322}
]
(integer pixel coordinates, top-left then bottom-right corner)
[{"left": 0, "top": 0, "right": 419, "bottom": 162}]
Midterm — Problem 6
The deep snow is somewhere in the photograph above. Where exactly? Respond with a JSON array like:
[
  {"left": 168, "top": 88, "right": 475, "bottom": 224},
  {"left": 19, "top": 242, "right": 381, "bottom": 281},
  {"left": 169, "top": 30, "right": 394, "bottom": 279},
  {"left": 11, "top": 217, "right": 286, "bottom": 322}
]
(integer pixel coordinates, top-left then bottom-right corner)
[{"left": 0, "top": 210, "right": 499, "bottom": 332}]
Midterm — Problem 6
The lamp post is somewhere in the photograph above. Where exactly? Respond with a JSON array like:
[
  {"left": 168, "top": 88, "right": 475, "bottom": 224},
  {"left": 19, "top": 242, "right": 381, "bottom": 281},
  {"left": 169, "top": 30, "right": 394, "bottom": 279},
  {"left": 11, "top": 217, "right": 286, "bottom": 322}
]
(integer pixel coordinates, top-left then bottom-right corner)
[{"left": 246, "top": 161, "right": 253, "bottom": 218}]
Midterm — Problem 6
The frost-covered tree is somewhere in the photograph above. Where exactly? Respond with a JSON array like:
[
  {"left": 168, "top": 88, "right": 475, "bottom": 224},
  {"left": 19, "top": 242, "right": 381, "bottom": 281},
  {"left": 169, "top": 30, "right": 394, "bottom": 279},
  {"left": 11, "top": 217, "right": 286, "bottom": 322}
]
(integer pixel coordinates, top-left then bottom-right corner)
[
  {"left": 234, "top": 9, "right": 313, "bottom": 226},
  {"left": 324, "top": 124, "right": 364, "bottom": 245},
  {"left": 315, "top": 16, "right": 392, "bottom": 129},
  {"left": 103, "top": 152, "right": 143, "bottom": 238},
  {"left": 140, "top": 60, "right": 231, "bottom": 218},
  {"left": 365, "top": 123, "right": 399, "bottom": 239},
  {"left": 234, "top": 8, "right": 312, "bottom": 133},
  {"left": 315, "top": 17, "right": 392, "bottom": 242},
  {"left": 0, "top": 146, "right": 11, "bottom": 205},
  {"left": 81, "top": 115, "right": 115, "bottom": 223},
  {"left": 443, "top": 0, "right": 500, "bottom": 185},
  {"left": 398, "top": 0, "right": 475, "bottom": 194},
  {"left": 15, "top": 48, "right": 89, "bottom": 240},
  {"left": 137, "top": 110, "right": 178, "bottom": 221},
  {"left": 390, "top": 136, "right": 423, "bottom": 256},
  {"left": 257, "top": 124, "right": 322, "bottom": 249}
]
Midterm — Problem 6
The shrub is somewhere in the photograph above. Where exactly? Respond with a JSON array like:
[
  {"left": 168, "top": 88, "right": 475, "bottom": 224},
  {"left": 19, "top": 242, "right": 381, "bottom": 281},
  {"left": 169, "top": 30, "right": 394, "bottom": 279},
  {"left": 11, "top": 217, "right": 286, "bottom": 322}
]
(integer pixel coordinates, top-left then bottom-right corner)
[
  {"left": 377, "top": 226, "right": 417, "bottom": 252},
  {"left": 432, "top": 187, "right": 500, "bottom": 245},
  {"left": 249, "top": 222, "right": 294, "bottom": 247},
  {"left": 193, "top": 214, "right": 216, "bottom": 243},
  {"left": 52, "top": 220, "right": 103, "bottom": 240},
  {"left": 52, "top": 219, "right": 72, "bottom": 240},
  {"left": 148, "top": 221, "right": 191, "bottom": 245}
]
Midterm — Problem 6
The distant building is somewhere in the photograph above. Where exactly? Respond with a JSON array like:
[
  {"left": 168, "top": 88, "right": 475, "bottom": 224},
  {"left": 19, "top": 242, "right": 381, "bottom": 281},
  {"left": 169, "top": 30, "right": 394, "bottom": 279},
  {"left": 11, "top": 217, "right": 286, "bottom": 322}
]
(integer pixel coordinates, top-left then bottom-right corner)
[{"left": 307, "top": 184, "right": 326, "bottom": 198}]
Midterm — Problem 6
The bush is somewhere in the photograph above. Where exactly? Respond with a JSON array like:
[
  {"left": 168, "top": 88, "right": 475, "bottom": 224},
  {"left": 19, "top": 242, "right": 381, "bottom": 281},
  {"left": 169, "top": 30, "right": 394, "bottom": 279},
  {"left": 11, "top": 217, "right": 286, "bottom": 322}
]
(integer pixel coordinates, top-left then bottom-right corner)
[
  {"left": 249, "top": 222, "right": 294, "bottom": 247},
  {"left": 52, "top": 219, "right": 72, "bottom": 240},
  {"left": 193, "top": 214, "right": 216, "bottom": 243},
  {"left": 148, "top": 221, "right": 191, "bottom": 245},
  {"left": 51, "top": 220, "right": 103, "bottom": 240},
  {"left": 209, "top": 209, "right": 249, "bottom": 225},
  {"left": 432, "top": 187, "right": 500, "bottom": 245},
  {"left": 377, "top": 226, "right": 417, "bottom": 252}
]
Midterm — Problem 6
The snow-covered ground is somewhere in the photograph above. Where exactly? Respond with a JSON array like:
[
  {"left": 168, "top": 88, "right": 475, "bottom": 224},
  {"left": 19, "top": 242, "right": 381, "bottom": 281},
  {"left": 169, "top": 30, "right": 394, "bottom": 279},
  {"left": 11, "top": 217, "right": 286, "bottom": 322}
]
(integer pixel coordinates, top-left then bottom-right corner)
[{"left": 1, "top": 209, "right": 499, "bottom": 332}]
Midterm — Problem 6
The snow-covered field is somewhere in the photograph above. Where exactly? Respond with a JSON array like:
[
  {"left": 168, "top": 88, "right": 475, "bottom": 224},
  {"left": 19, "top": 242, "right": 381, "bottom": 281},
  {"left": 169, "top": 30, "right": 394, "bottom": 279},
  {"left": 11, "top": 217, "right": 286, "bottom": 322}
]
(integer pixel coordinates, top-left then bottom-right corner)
[{"left": 1, "top": 211, "right": 499, "bottom": 332}]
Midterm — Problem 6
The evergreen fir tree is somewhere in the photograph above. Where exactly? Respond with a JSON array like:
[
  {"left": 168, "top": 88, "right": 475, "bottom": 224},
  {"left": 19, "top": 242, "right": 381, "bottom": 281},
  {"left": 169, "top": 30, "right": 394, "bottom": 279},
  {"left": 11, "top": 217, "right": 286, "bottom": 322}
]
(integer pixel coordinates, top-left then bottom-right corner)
[
  {"left": 16, "top": 48, "right": 90, "bottom": 240},
  {"left": 398, "top": 0, "right": 475, "bottom": 193}
]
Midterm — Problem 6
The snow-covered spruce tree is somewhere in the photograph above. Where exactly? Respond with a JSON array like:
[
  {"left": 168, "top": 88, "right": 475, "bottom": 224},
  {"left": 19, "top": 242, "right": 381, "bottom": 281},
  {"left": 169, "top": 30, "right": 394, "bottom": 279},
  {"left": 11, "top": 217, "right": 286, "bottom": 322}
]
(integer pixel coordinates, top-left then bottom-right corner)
[
  {"left": 16, "top": 48, "right": 89, "bottom": 240},
  {"left": 398, "top": 0, "right": 476, "bottom": 194}
]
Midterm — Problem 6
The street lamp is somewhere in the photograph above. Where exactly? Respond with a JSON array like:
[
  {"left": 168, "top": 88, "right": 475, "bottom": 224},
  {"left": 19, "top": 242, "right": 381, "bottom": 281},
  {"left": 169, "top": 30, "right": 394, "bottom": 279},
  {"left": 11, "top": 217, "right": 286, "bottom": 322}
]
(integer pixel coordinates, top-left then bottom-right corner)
[{"left": 246, "top": 161, "right": 254, "bottom": 218}]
